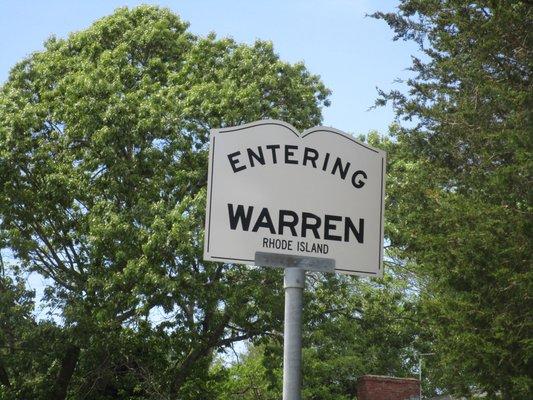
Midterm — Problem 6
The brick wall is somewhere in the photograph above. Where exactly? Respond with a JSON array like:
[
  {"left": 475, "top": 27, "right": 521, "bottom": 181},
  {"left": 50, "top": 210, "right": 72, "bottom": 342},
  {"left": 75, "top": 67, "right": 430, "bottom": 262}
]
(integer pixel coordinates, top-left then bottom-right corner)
[{"left": 357, "top": 375, "right": 420, "bottom": 400}]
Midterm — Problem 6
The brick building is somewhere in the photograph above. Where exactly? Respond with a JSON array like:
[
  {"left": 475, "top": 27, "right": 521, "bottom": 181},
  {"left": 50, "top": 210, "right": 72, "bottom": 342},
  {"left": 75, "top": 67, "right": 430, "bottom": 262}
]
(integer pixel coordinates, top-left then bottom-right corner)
[{"left": 357, "top": 375, "right": 420, "bottom": 400}]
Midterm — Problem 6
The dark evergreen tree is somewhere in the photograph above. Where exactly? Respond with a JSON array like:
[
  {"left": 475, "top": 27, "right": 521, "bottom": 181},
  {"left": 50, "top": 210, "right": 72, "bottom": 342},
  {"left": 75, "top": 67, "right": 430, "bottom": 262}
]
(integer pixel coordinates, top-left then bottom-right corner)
[{"left": 374, "top": 1, "right": 532, "bottom": 398}]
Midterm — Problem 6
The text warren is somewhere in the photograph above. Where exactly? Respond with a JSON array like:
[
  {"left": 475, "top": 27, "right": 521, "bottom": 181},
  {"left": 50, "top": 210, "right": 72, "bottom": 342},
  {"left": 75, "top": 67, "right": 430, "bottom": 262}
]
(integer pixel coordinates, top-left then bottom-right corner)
[{"left": 227, "top": 204, "right": 364, "bottom": 243}]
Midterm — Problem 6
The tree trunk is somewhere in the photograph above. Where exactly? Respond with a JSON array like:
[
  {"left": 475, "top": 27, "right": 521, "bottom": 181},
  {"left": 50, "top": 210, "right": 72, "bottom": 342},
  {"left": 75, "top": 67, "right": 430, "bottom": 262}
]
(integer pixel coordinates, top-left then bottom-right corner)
[
  {"left": 0, "top": 359, "right": 10, "bottom": 388},
  {"left": 51, "top": 344, "right": 80, "bottom": 400}
]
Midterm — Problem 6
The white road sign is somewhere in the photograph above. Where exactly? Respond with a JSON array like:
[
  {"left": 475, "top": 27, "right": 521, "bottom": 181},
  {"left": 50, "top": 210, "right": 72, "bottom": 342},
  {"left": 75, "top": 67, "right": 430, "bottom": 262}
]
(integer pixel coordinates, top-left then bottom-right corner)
[{"left": 203, "top": 120, "right": 386, "bottom": 276}]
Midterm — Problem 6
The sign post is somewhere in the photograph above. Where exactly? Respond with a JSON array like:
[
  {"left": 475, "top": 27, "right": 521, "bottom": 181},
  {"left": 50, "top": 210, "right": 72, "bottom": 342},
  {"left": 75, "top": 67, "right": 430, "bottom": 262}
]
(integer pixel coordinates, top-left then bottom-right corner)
[
  {"left": 255, "top": 252, "right": 334, "bottom": 400},
  {"left": 283, "top": 267, "right": 305, "bottom": 400},
  {"left": 204, "top": 120, "right": 386, "bottom": 399}
]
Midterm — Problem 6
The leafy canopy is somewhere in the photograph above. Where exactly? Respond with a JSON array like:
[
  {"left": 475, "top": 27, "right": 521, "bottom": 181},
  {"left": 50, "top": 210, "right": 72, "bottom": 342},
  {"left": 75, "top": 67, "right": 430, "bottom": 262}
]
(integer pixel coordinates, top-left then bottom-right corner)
[
  {"left": 374, "top": 1, "right": 532, "bottom": 398},
  {"left": 0, "top": 6, "right": 330, "bottom": 399}
]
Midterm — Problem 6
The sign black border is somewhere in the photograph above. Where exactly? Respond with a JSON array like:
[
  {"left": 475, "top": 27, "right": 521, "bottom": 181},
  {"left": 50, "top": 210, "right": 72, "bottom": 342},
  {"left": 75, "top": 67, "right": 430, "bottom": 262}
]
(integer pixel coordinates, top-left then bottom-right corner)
[{"left": 204, "top": 120, "right": 386, "bottom": 277}]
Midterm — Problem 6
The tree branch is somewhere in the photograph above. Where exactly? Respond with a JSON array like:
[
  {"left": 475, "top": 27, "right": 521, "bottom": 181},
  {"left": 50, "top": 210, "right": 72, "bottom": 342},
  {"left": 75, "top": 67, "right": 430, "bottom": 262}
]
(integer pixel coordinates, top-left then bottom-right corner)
[
  {"left": 52, "top": 344, "right": 80, "bottom": 400},
  {"left": 0, "top": 358, "right": 10, "bottom": 388}
]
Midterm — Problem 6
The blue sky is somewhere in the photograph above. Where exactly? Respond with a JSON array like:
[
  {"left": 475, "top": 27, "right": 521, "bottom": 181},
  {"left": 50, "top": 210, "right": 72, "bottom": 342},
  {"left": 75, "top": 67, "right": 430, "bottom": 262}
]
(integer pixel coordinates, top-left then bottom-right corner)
[
  {"left": 0, "top": 0, "right": 418, "bottom": 311},
  {"left": 0, "top": 0, "right": 418, "bottom": 135}
]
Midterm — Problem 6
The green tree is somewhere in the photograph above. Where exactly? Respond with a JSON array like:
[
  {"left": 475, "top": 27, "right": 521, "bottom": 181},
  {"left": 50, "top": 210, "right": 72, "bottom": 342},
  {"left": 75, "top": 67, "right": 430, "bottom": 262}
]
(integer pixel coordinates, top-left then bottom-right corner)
[
  {"left": 374, "top": 1, "right": 532, "bottom": 398},
  {"left": 218, "top": 268, "right": 422, "bottom": 400},
  {"left": 0, "top": 6, "right": 329, "bottom": 398},
  {"left": 0, "top": 266, "right": 76, "bottom": 400},
  {"left": 302, "top": 272, "right": 421, "bottom": 400},
  {"left": 214, "top": 344, "right": 280, "bottom": 400}
]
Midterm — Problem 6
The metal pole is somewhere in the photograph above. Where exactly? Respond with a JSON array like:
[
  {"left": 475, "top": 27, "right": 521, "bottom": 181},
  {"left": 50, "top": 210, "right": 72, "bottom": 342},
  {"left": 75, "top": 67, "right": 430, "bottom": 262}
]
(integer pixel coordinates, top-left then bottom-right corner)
[
  {"left": 283, "top": 267, "right": 305, "bottom": 400},
  {"left": 419, "top": 357, "right": 422, "bottom": 400}
]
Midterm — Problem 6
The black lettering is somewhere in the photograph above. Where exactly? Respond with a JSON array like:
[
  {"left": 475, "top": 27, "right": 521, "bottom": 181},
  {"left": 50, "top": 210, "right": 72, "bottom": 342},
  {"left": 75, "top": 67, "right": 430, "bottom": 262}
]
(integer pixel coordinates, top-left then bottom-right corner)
[
  {"left": 344, "top": 217, "right": 364, "bottom": 243},
  {"left": 278, "top": 210, "right": 299, "bottom": 236},
  {"left": 351, "top": 170, "right": 367, "bottom": 188},
  {"left": 331, "top": 157, "right": 351, "bottom": 180},
  {"left": 303, "top": 147, "right": 319, "bottom": 168},
  {"left": 285, "top": 145, "right": 298, "bottom": 164},
  {"left": 322, "top": 152, "right": 330, "bottom": 171},
  {"left": 227, "top": 151, "right": 246, "bottom": 173},
  {"left": 247, "top": 146, "right": 265, "bottom": 167},
  {"left": 266, "top": 144, "right": 280, "bottom": 164},
  {"left": 252, "top": 208, "right": 276, "bottom": 234},
  {"left": 324, "top": 214, "right": 342, "bottom": 241},
  {"left": 228, "top": 204, "right": 254, "bottom": 230},
  {"left": 301, "top": 212, "right": 321, "bottom": 239}
]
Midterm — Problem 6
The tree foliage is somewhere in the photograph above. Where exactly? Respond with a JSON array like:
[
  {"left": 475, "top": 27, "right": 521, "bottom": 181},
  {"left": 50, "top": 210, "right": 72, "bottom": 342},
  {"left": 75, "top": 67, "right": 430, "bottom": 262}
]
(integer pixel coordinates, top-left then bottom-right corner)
[
  {"left": 0, "top": 6, "right": 329, "bottom": 398},
  {"left": 217, "top": 269, "right": 421, "bottom": 400},
  {"left": 374, "top": 1, "right": 532, "bottom": 398},
  {"left": 2, "top": 1, "right": 529, "bottom": 398},
  {"left": 301, "top": 272, "right": 420, "bottom": 400}
]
